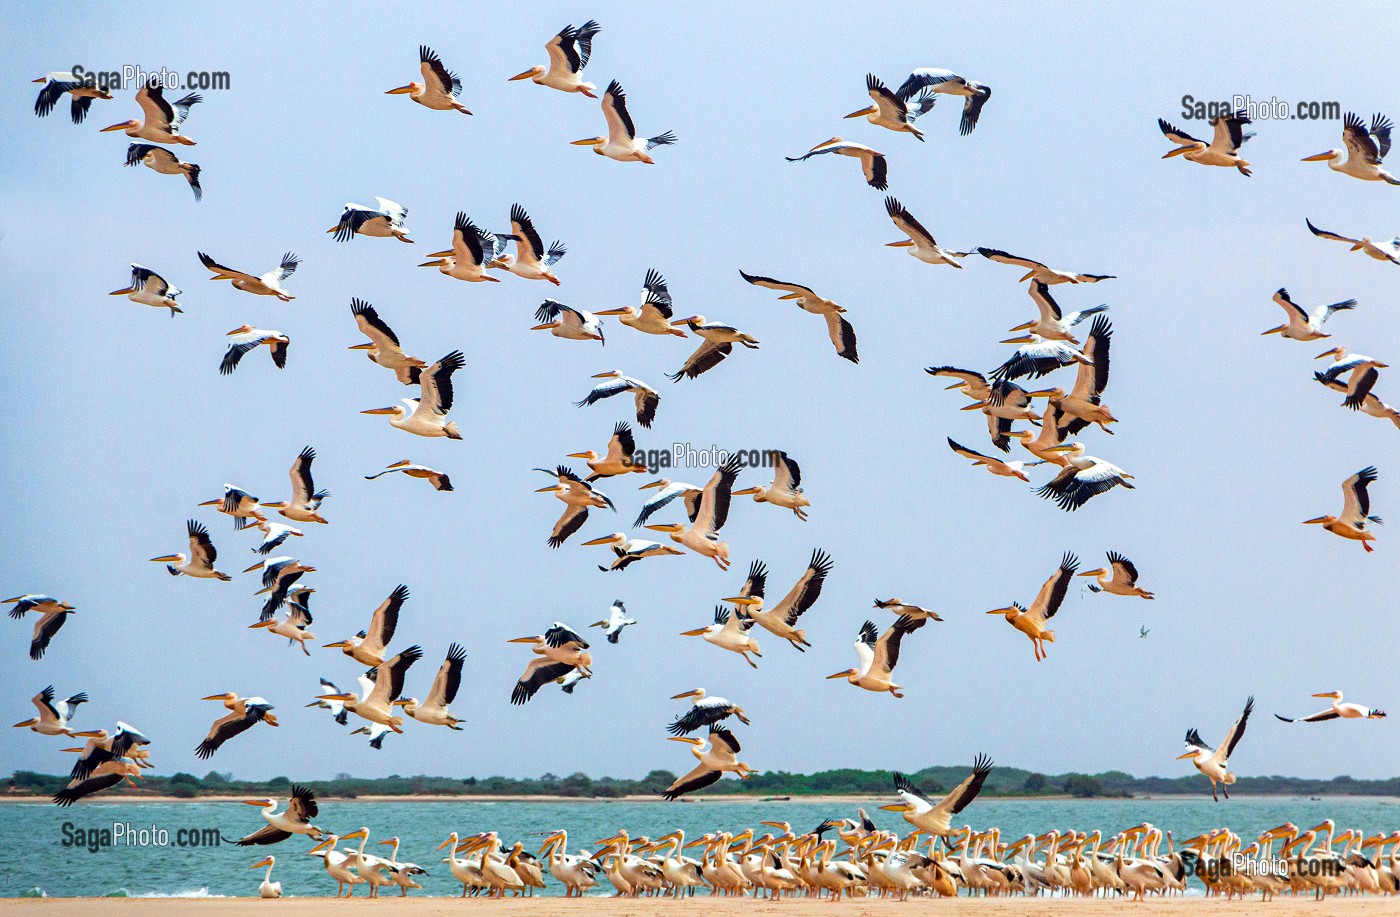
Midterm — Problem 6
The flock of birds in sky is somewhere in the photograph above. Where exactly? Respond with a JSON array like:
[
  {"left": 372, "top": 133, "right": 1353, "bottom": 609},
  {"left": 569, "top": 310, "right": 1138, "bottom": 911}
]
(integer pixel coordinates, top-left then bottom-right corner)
[{"left": 9, "top": 14, "right": 1399, "bottom": 902}]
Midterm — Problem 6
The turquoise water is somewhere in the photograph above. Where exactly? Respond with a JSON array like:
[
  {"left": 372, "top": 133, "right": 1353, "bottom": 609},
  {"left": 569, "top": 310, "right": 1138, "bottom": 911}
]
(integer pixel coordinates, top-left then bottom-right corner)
[{"left": 2, "top": 797, "right": 1395, "bottom": 898}]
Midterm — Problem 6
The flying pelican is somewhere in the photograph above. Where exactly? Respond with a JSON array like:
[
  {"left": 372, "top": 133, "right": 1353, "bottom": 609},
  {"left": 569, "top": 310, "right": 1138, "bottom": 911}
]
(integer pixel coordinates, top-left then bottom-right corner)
[
  {"left": 1305, "top": 466, "right": 1380, "bottom": 552},
  {"left": 947, "top": 437, "right": 1043, "bottom": 482},
  {"left": 399, "top": 643, "right": 466, "bottom": 728},
  {"left": 668, "top": 688, "right": 750, "bottom": 735},
  {"left": 589, "top": 600, "right": 636, "bottom": 644},
  {"left": 64, "top": 722, "right": 150, "bottom": 781},
  {"left": 100, "top": 80, "right": 200, "bottom": 144},
  {"left": 493, "top": 205, "right": 566, "bottom": 283},
  {"left": 644, "top": 455, "right": 742, "bottom": 569},
  {"left": 1314, "top": 374, "right": 1400, "bottom": 429},
  {"left": 1305, "top": 218, "right": 1400, "bottom": 265},
  {"left": 196, "top": 693, "right": 278, "bottom": 759},
  {"left": 1080, "top": 551, "right": 1154, "bottom": 598},
  {"left": 845, "top": 75, "right": 936, "bottom": 140},
  {"left": 247, "top": 556, "right": 315, "bottom": 620},
  {"left": 558, "top": 668, "right": 591, "bottom": 694},
  {"left": 510, "top": 625, "right": 592, "bottom": 705},
  {"left": 730, "top": 451, "right": 809, "bottom": 520},
  {"left": 109, "top": 264, "right": 182, "bottom": 316},
  {"left": 533, "top": 300, "right": 603, "bottom": 343},
  {"left": 634, "top": 477, "right": 702, "bottom": 528},
  {"left": 987, "top": 552, "right": 1078, "bottom": 661},
  {"left": 323, "top": 584, "right": 408, "bottom": 666},
  {"left": 249, "top": 856, "right": 282, "bottom": 898},
  {"left": 569, "top": 422, "right": 647, "bottom": 482},
  {"left": 1276, "top": 691, "right": 1387, "bottom": 723},
  {"left": 1036, "top": 443, "right": 1134, "bottom": 511},
  {"left": 53, "top": 758, "right": 141, "bottom": 807},
  {"left": 571, "top": 80, "right": 675, "bottom": 162},
  {"left": 365, "top": 460, "right": 453, "bottom": 491},
  {"left": 1302, "top": 112, "right": 1398, "bottom": 184},
  {"left": 12, "top": 685, "right": 88, "bottom": 736},
  {"left": 786, "top": 137, "right": 888, "bottom": 190},
  {"left": 963, "top": 377, "right": 1054, "bottom": 452},
  {"left": 880, "top": 756, "right": 994, "bottom": 836},
  {"left": 726, "top": 551, "right": 829, "bottom": 651},
  {"left": 306, "top": 677, "right": 350, "bottom": 726},
  {"left": 977, "top": 248, "right": 1115, "bottom": 285},
  {"left": 257, "top": 447, "right": 328, "bottom": 524},
  {"left": 510, "top": 623, "right": 592, "bottom": 666},
  {"left": 509, "top": 20, "right": 601, "bottom": 95},
  {"left": 150, "top": 519, "right": 230, "bottom": 580},
  {"left": 1179, "top": 696, "right": 1254, "bottom": 801},
  {"left": 237, "top": 785, "right": 321, "bottom": 845},
  {"left": 681, "top": 606, "right": 762, "bottom": 668},
  {"left": 318, "top": 646, "right": 423, "bottom": 732},
  {"left": 1314, "top": 346, "right": 1388, "bottom": 405},
  {"left": 33, "top": 72, "right": 111, "bottom": 122},
  {"left": 124, "top": 143, "right": 201, "bottom": 199},
  {"left": 199, "top": 251, "right": 299, "bottom": 300},
  {"left": 386, "top": 46, "right": 472, "bottom": 113},
  {"left": 594, "top": 269, "right": 687, "bottom": 336},
  {"left": 350, "top": 299, "right": 426, "bottom": 385},
  {"left": 5, "top": 595, "right": 76, "bottom": 661},
  {"left": 883, "top": 197, "right": 969, "bottom": 266},
  {"left": 664, "top": 728, "right": 751, "bottom": 800},
  {"left": 992, "top": 333, "right": 1092, "bottom": 381},
  {"left": 251, "top": 521, "right": 303, "bottom": 556},
  {"left": 220, "top": 326, "right": 289, "bottom": 375},
  {"left": 1263, "top": 288, "right": 1357, "bottom": 341},
  {"left": 582, "top": 533, "right": 685, "bottom": 571},
  {"left": 738, "top": 271, "right": 858, "bottom": 363},
  {"left": 1033, "top": 316, "right": 1115, "bottom": 435},
  {"left": 248, "top": 587, "right": 315, "bottom": 655},
  {"left": 1010, "top": 281, "right": 1107, "bottom": 342},
  {"left": 361, "top": 350, "right": 465, "bottom": 439},
  {"left": 926, "top": 365, "right": 992, "bottom": 401},
  {"left": 419, "top": 213, "right": 502, "bottom": 282},
  {"left": 667, "top": 316, "right": 759, "bottom": 381},
  {"left": 199, "top": 484, "right": 266, "bottom": 530},
  {"left": 894, "top": 68, "right": 992, "bottom": 134},
  {"left": 827, "top": 616, "right": 926, "bottom": 697},
  {"left": 576, "top": 370, "right": 660, "bottom": 428},
  {"left": 1158, "top": 111, "right": 1254, "bottom": 175},
  {"left": 352, "top": 723, "right": 394, "bottom": 750},
  {"left": 329, "top": 198, "right": 412, "bottom": 242},
  {"left": 536, "top": 466, "right": 616, "bottom": 547},
  {"left": 1140, "top": 626, "right": 1150, "bottom": 638},
  {"left": 511, "top": 654, "right": 592, "bottom": 706},
  {"left": 873, "top": 598, "right": 943, "bottom": 621}
]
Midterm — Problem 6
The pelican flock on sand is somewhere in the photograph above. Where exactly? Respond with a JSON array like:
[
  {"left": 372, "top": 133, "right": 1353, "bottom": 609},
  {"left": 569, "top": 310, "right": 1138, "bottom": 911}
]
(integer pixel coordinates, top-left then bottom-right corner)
[{"left": 8, "top": 7, "right": 1396, "bottom": 905}]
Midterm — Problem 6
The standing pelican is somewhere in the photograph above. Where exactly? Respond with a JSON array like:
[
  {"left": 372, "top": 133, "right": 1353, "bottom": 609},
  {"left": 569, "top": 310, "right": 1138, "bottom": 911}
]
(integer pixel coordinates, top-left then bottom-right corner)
[
  {"left": 589, "top": 600, "right": 636, "bottom": 643},
  {"left": 571, "top": 80, "right": 675, "bottom": 162},
  {"left": 199, "top": 484, "right": 266, "bottom": 530},
  {"left": 645, "top": 455, "right": 743, "bottom": 569},
  {"left": 12, "top": 685, "right": 88, "bottom": 736},
  {"left": 100, "top": 80, "right": 200, "bottom": 144},
  {"left": 667, "top": 315, "right": 759, "bottom": 381},
  {"left": 220, "top": 326, "right": 289, "bottom": 375},
  {"left": 581, "top": 533, "right": 684, "bottom": 572},
  {"left": 987, "top": 553, "right": 1077, "bottom": 661},
  {"left": 1305, "top": 218, "right": 1400, "bottom": 265},
  {"left": 680, "top": 606, "right": 762, "bottom": 669},
  {"left": 594, "top": 269, "right": 687, "bottom": 336},
  {"left": 419, "top": 213, "right": 501, "bottom": 282},
  {"left": 1305, "top": 466, "right": 1380, "bottom": 552},
  {"left": 977, "top": 248, "right": 1115, "bottom": 285},
  {"left": 150, "top": 519, "right": 230, "bottom": 580},
  {"left": 365, "top": 460, "right": 453, "bottom": 492},
  {"left": 1080, "top": 551, "right": 1154, "bottom": 598},
  {"left": 880, "top": 757, "right": 994, "bottom": 836},
  {"left": 124, "top": 143, "right": 201, "bottom": 199},
  {"left": 1158, "top": 111, "right": 1254, "bottom": 175},
  {"left": 894, "top": 68, "right": 992, "bottom": 134},
  {"left": 386, "top": 46, "right": 472, "bottom": 113},
  {"left": 248, "top": 587, "right": 315, "bottom": 655},
  {"left": 1262, "top": 289, "right": 1357, "bottom": 341},
  {"left": 323, "top": 584, "right": 408, "bottom": 667},
  {"left": 533, "top": 300, "right": 603, "bottom": 343},
  {"left": 668, "top": 688, "right": 750, "bottom": 735},
  {"left": 786, "top": 137, "right": 888, "bottom": 190},
  {"left": 33, "top": 72, "right": 111, "bottom": 123},
  {"left": 1302, "top": 113, "right": 1398, "bottom": 184},
  {"left": 509, "top": 20, "right": 601, "bottom": 95},
  {"left": 249, "top": 857, "right": 282, "bottom": 898},
  {"left": 328, "top": 198, "right": 412, "bottom": 242},
  {"left": 236, "top": 785, "right": 321, "bottom": 845},
  {"left": 260, "top": 447, "right": 329, "bottom": 524},
  {"left": 947, "top": 437, "right": 1043, "bottom": 483},
  {"left": 731, "top": 451, "right": 809, "bottom": 520},
  {"left": 664, "top": 728, "right": 751, "bottom": 799},
  {"left": 196, "top": 693, "right": 278, "bottom": 759},
  {"left": 350, "top": 299, "right": 425, "bottom": 385},
  {"left": 738, "top": 271, "right": 858, "bottom": 363},
  {"left": 827, "top": 616, "right": 926, "bottom": 697},
  {"left": 199, "top": 251, "right": 299, "bottom": 300},
  {"left": 845, "top": 75, "right": 936, "bottom": 140},
  {"left": 493, "top": 205, "right": 566, "bottom": 284},
  {"left": 1276, "top": 691, "right": 1387, "bottom": 723},
  {"left": 576, "top": 370, "right": 660, "bottom": 428},
  {"left": 1036, "top": 443, "right": 1134, "bottom": 511},
  {"left": 5, "top": 595, "right": 76, "bottom": 661},
  {"left": 308, "top": 833, "right": 363, "bottom": 897},
  {"left": 726, "top": 550, "right": 830, "bottom": 651},
  {"left": 399, "top": 643, "right": 467, "bottom": 728},
  {"left": 109, "top": 264, "right": 182, "bottom": 316},
  {"left": 1179, "top": 697, "right": 1254, "bottom": 801},
  {"left": 570, "top": 422, "right": 647, "bottom": 481},
  {"left": 361, "top": 350, "right": 466, "bottom": 439},
  {"left": 884, "top": 197, "right": 968, "bottom": 266},
  {"left": 535, "top": 466, "right": 615, "bottom": 548}
]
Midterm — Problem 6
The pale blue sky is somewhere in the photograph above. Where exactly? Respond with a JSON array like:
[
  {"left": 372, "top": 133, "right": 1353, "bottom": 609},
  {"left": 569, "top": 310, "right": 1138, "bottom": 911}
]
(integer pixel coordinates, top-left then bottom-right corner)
[{"left": 2, "top": 2, "right": 1395, "bottom": 784}]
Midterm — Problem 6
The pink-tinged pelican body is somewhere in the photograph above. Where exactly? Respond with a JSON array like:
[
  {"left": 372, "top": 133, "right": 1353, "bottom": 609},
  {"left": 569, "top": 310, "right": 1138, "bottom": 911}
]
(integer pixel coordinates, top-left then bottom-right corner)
[
  {"left": 1305, "top": 466, "right": 1380, "bottom": 552},
  {"left": 1302, "top": 112, "right": 1399, "bottom": 184},
  {"left": 386, "top": 46, "right": 471, "bottom": 113},
  {"left": 1178, "top": 696, "right": 1253, "bottom": 801},
  {"left": 1276, "top": 691, "right": 1387, "bottom": 724},
  {"left": 571, "top": 80, "right": 675, "bottom": 163},
  {"left": 1158, "top": 110, "right": 1253, "bottom": 175},
  {"left": 361, "top": 351, "right": 466, "bottom": 439},
  {"left": 100, "top": 79, "right": 200, "bottom": 144},
  {"left": 509, "top": 21, "right": 601, "bottom": 96}
]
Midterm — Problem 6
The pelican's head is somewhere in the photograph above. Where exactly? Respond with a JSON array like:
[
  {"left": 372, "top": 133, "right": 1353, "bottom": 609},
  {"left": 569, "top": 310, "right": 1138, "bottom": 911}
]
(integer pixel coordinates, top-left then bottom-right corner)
[
  {"left": 985, "top": 603, "right": 1024, "bottom": 620},
  {"left": 1077, "top": 568, "right": 1108, "bottom": 578},
  {"left": 670, "top": 315, "right": 705, "bottom": 328},
  {"left": 1303, "top": 515, "right": 1337, "bottom": 526},
  {"left": 844, "top": 104, "right": 878, "bottom": 119},
  {"left": 385, "top": 82, "right": 422, "bottom": 96},
  {"left": 826, "top": 667, "right": 858, "bottom": 681},
  {"left": 670, "top": 688, "right": 705, "bottom": 701},
  {"left": 1316, "top": 346, "right": 1346, "bottom": 361},
  {"left": 591, "top": 369, "right": 623, "bottom": 379},
  {"left": 1301, "top": 149, "right": 1343, "bottom": 163},
  {"left": 226, "top": 324, "right": 255, "bottom": 336},
  {"left": 581, "top": 533, "right": 626, "bottom": 547},
  {"left": 202, "top": 692, "right": 238, "bottom": 702},
  {"left": 360, "top": 405, "right": 406, "bottom": 418},
  {"left": 566, "top": 450, "right": 600, "bottom": 461},
  {"left": 100, "top": 119, "right": 139, "bottom": 134},
  {"left": 250, "top": 856, "right": 275, "bottom": 869},
  {"left": 508, "top": 66, "right": 545, "bottom": 82},
  {"left": 639, "top": 479, "right": 671, "bottom": 490}
]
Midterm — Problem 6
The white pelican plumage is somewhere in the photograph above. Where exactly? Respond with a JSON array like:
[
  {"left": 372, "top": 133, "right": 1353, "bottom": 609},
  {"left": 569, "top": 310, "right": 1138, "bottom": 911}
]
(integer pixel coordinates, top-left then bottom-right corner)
[
  {"left": 1037, "top": 443, "right": 1134, "bottom": 511},
  {"left": 420, "top": 213, "right": 501, "bottom": 282},
  {"left": 329, "top": 197, "right": 412, "bottom": 242},
  {"left": 257, "top": 446, "right": 328, "bottom": 524},
  {"left": 569, "top": 422, "right": 648, "bottom": 481},
  {"left": 33, "top": 72, "right": 111, "bottom": 123},
  {"left": 510, "top": 20, "right": 601, "bottom": 95},
  {"left": 535, "top": 465, "right": 616, "bottom": 547},
  {"left": 195, "top": 693, "right": 278, "bottom": 759},
  {"left": 1314, "top": 374, "right": 1400, "bottom": 429},
  {"left": 439, "top": 832, "right": 490, "bottom": 897},
  {"left": 786, "top": 137, "right": 888, "bottom": 190},
  {"left": 664, "top": 727, "right": 751, "bottom": 800},
  {"left": 582, "top": 532, "right": 684, "bottom": 571},
  {"left": 571, "top": 80, "right": 675, "bottom": 162},
  {"left": 1178, "top": 696, "right": 1254, "bottom": 801},
  {"left": 845, "top": 75, "right": 936, "bottom": 140},
  {"left": 247, "top": 556, "right": 315, "bottom": 620},
  {"left": 320, "top": 646, "right": 423, "bottom": 732},
  {"left": 248, "top": 586, "right": 315, "bottom": 655},
  {"left": 493, "top": 205, "right": 566, "bottom": 284},
  {"left": 732, "top": 450, "right": 808, "bottom": 520},
  {"left": 826, "top": 615, "right": 926, "bottom": 697},
  {"left": 644, "top": 455, "right": 742, "bottom": 570},
  {"left": 399, "top": 643, "right": 466, "bottom": 728},
  {"left": 558, "top": 668, "right": 591, "bottom": 694},
  {"left": 533, "top": 300, "right": 602, "bottom": 342},
  {"left": 594, "top": 269, "right": 687, "bottom": 336},
  {"left": 681, "top": 606, "right": 762, "bottom": 669},
  {"left": 378, "top": 837, "right": 429, "bottom": 896},
  {"left": 966, "top": 377, "right": 1054, "bottom": 452},
  {"left": 1011, "top": 280, "right": 1107, "bottom": 342},
  {"left": 576, "top": 370, "right": 660, "bottom": 428},
  {"left": 220, "top": 325, "right": 289, "bottom": 375},
  {"left": 725, "top": 550, "right": 830, "bottom": 651},
  {"left": 339, "top": 827, "right": 394, "bottom": 898},
  {"left": 199, "top": 251, "right": 299, "bottom": 300},
  {"left": 100, "top": 80, "right": 200, "bottom": 144},
  {"left": 350, "top": 299, "right": 426, "bottom": 385},
  {"left": 738, "top": 271, "right": 858, "bottom": 363},
  {"left": 977, "top": 247, "right": 1115, "bottom": 285},
  {"left": 249, "top": 856, "right": 282, "bottom": 898},
  {"left": 668, "top": 687, "right": 750, "bottom": 735},
  {"left": 1277, "top": 691, "right": 1387, "bottom": 724},
  {"left": 365, "top": 460, "right": 453, "bottom": 491},
  {"left": 305, "top": 677, "right": 349, "bottom": 726},
  {"left": 236, "top": 785, "right": 321, "bottom": 845},
  {"left": 308, "top": 832, "right": 363, "bottom": 897},
  {"left": 873, "top": 598, "right": 943, "bottom": 622},
  {"left": 947, "top": 437, "right": 1043, "bottom": 482},
  {"left": 150, "top": 519, "right": 230, "bottom": 580},
  {"left": 538, "top": 830, "right": 601, "bottom": 896},
  {"left": 667, "top": 315, "right": 759, "bottom": 381},
  {"left": 5, "top": 594, "right": 76, "bottom": 661},
  {"left": 53, "top": 757, "right": 142, "bottom": 806},
  {"left": 199, "top": 484, "right": 266, "bottom": 530},
  {"left": 1302, "top": 112, "right": 1399, "bottom": 184},
  {"left": 509, "top": 624, "right": 591, "bottom": 705},
  {"left": 351, "top": 723, "right": 393, "bottom": 750},
  {"left": 250, "top": 521, "right": 302, "bottom": 556},
  {"left": 109, "top": 264, "right": 182, "bottom": 316},
  {"left": 589, "top": 600, "right": 636, "bottom": 644},
  {"left": 12, "top": 685, "right": 88, "bottom": 736},
  {"left": 1314, "top": 346, "right": 1388, "bottom": 410},
  {"left": 125, "top": 143, "right": 201, "bottom": 199},
  {"left": 386, "top": 46, "right": 471, "bottom": 113},
  {"left": 1262, "top": 288, "right": 1356, "bottom": 341},
  {"left": 1038, "top": 315, "right": 1115, "bottom": 433},
  {"left": 1305, "top": 466, "right": 1380, "bottom": 552},
  {"left": 64, "top": 721, "right": 150, "bottom": 781},
  {"left": 986, "top": 552, "right": 1077, "bottom": 661},
  {"left": 880, "top": 757, "right": 993, "bottom": 836},
  {"left": 633, "top": 477, "right": 702, "bottom": 527},
  {"left": 1158, "top": 110, "right": 1253, "bottom": 176},
  {"left": 894, "top": 68, "right": 992, "bottom": 134},
  {"left": 1080, "top": 551, "right": 1154, "bottom": 598},
  {"left": 884, "top": 197, "right": 969, "bottom": 266},
  {"left": 361, "top": 350, "right": 465, "bottom": 439},
  {"left": 323, "top": 584, "right": 407, "bottom": 666},
  {"left": 1306, "top": 217, "right": 1400, "bottom": 265},
  {"left": 992, "top": 333, "right": 1092, "bottom": 381}
]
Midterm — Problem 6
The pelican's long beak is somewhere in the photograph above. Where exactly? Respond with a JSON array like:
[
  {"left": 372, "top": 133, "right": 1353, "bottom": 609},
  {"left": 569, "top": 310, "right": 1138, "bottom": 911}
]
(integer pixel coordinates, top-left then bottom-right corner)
[
  {"left": 885, "top": 239, "right": 914, "bottom": 247},
  {"left": 534, "top": 485, "right": 560, "bottom": 493},
  {"left": 1045, "top": 444, "right": 1077, "bottom": 453},
  {"left": 70, "top": 730, "right": 104, "bottom": 738},
  {"left": 1162, "top": 147, "right": 1190, "bottom": 159},
  {"left": 1077, "top": 569, "right": 1106, "bottom": 577},
  {"left": 248, "top": 621, "right": 275, "bottom": 629},
  {"left": 667, "top": 736, "right": 702, "bottom": 745},
  {"left": 197, "top": 499, "right": 220, "bottom": 506},
  {"left": 241, "top": 799, "right": 273, "bottom": 806},
  {"left": 1000, "top": 335, "right": 1033, "bottom": 344},
  {"left": 1260, "top": 325, "right": 1285, "bottom": 335},
  {"left": 361, "top": 407, "right": 398, "bottom": 415},
  {"left": 149, "top": 555, "right": 180, "bottom": 563},
  {"left": 250, "top": 857, "right": 274, "bottom": 869},
  {"left": 385, "top": 85, "right": 414, "bottom": 94},
  {"left": 417, "top": 259, "right": 445, "bottom": 268},
  {"left": 507, "top": 636, "right": 541, "bottom": 644},
  {"left": 1302, "top": 517, "right": 1327, "bottom": 525},
  {"left": 508, "top": 69, "right": 538, "bottom": 81},
  {"left": 679, "top": 628, "right": 710, "bottom": 637},
  {"left": 724, "top": 596, "right": 762, "bottom": 606},
  {"left": 880, "top": 803, "right": 913, "bottom": 812},
  {"left": 109, "top": 286, "right": 134, "bottom": 295},
  {"left": 570, "top": 137, "right": 603, "bottom": 146},
  {"left": 594, "top": 308, "right": 629, "bottom": 316},
  {"left": 348, "top": 342, "right": 374, "bottom": 350},
  {"left": 670, "top": 690, "right": 700, "bottom": 700},
  {"left": 825, "top": 671, "right": 850, "bottom": 679},
  {"left": 566, "top": 452, "right": 592, "bottom": 459},
  {"left": 844, "top": 106, "right": 877, "bottom": 119},
  {"left": 201, "top": 694, "right": 229, "bottom": 701},
  {"left": 12, "top": 719, "right": 38, "bottom": 728},
  {"left": 581, "top": 535, "right": 617, "bottom": 546},
  {"left": 730, "top": 487, "right": 760, "bottom": 496},
  {"left": 315, "top": 694, "right": 354, "bottom": 702},
  {"left": 1312, "top": 691, "right": 1340, "bottom": 698},
  {"left": 99, "top": 123, "right": 128, "bottom": 133},
  {"left": 323, "top": 640, "right": 347, "bottom": 649},
  {"left": 342, "top": 829, "right": 369, "bottom": 841},
  {"left": 1176, "top": 751, "right": 1198, "bottom": 760},
  {"left": 1301, "top": 152, "right": 1336, "bottom": 162}
]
